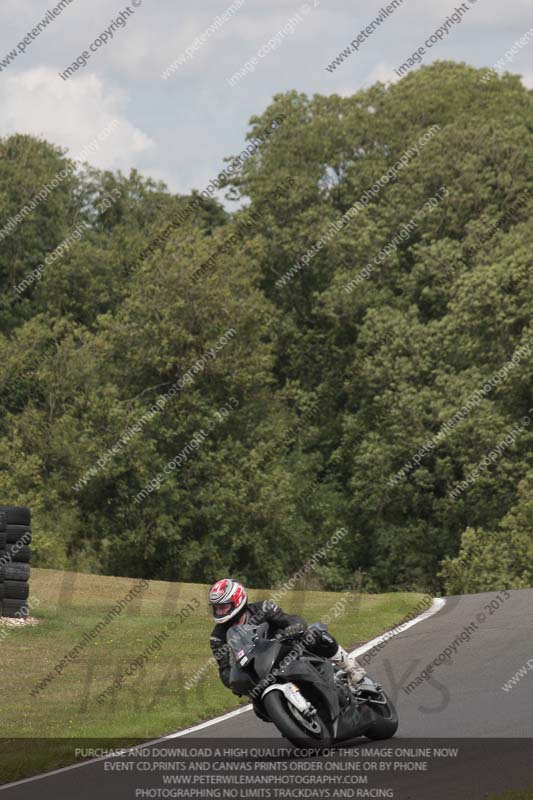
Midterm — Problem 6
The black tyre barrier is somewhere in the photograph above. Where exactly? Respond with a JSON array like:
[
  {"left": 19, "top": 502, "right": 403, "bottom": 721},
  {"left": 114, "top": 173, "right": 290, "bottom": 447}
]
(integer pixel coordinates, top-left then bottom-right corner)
[
  {"left": 3, "top": 580, "right": 29, "bottom": 601},
  {"left": 0, "top": 563, "right": 30, "bottom": 581},
  {"left": 0, "top": 511, "right": 5, "bottom": 613},
  {"left": 0, "top": 507, "right": 31, "bottom": 618},
  {"left": 4, "top": 545, "right": 30, "bottom": 563},
  {"left": 5, "top": 525, "right": 32, "bottom": 545},
  {"left": 0, "top": 507, "right": 30, "bottom": 526},
  {"left": 1, "top": 598, "right": 28, "bottom": 618}
]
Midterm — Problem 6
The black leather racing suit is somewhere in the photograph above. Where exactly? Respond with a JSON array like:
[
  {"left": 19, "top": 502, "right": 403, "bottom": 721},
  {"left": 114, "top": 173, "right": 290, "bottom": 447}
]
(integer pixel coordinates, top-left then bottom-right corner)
[{"left": 209, "top": 600, "right": 338, "bottom": 689}]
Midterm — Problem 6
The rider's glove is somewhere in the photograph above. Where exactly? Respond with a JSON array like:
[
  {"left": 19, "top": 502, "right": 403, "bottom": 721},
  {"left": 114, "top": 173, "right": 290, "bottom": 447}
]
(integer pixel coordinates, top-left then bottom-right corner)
[{"left": 275, "top": 622, "right": 307, "bottom": 642}]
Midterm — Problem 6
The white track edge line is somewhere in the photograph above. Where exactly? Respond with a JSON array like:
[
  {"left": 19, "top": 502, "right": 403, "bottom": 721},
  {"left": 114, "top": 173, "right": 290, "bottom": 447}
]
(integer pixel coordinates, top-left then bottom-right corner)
[
  {"left": 0, "top": 596, "right": 445, "bottom": 791},
  {"left": 351, "top": 597, "right": 446, "bottom": 660}
]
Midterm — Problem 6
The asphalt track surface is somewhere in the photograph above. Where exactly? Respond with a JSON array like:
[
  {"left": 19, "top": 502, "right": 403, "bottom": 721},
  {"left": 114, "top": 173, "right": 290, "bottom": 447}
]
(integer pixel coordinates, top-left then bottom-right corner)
[{"left": 2, "top": 589, "right": 533, "bottom": 799}]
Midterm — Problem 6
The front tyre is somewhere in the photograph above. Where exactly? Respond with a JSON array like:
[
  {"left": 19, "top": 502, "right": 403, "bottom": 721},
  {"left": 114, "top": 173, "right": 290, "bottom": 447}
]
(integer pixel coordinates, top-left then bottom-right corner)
[
  {"left": 365, "top": 691, "right": 399, "bottom": 740},
  {"left": 263, "top": 690, "right": 332, "bottom": 747}
]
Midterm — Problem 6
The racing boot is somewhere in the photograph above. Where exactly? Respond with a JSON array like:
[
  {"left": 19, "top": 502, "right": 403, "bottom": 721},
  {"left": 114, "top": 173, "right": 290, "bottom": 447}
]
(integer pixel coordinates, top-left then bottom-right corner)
[{"left": 331, "top": 646, "right": 366, "bottom": 687}]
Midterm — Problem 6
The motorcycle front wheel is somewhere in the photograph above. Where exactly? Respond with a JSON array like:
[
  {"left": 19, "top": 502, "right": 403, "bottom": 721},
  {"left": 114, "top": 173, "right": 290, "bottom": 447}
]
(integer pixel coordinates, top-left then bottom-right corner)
[{"left": 263, "top": 689, "right": 332, "bottom": 747}]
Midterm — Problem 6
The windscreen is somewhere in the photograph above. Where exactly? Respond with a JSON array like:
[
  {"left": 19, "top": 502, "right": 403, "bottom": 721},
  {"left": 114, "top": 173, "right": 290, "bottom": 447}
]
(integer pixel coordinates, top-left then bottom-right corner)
[{"left": 227, "top": 624, "right": 258, "bottom": 660}]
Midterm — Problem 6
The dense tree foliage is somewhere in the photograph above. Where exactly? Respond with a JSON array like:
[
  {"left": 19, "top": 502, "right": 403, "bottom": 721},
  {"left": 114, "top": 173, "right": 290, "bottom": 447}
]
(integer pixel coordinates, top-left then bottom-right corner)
[{"left": 1, "top": 62, "right": 531, "bottom": 593}]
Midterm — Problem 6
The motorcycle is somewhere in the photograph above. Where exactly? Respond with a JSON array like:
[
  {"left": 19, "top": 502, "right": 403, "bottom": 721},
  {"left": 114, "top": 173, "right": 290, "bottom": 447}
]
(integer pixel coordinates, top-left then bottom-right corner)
[{"left": 227, "top": 621, "right": 399, "bottom": 746}]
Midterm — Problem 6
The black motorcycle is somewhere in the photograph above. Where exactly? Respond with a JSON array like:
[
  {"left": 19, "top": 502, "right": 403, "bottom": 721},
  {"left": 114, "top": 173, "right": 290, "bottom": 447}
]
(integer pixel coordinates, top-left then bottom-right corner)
[{"left": 227, "top": 621, "right": 399, "bottom": 746}]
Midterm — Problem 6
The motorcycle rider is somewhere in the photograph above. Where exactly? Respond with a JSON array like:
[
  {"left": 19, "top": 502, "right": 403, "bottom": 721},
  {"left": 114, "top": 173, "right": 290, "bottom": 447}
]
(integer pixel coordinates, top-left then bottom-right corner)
[{"left": 208, "top": 578, "right": 366, "bottom": 691}]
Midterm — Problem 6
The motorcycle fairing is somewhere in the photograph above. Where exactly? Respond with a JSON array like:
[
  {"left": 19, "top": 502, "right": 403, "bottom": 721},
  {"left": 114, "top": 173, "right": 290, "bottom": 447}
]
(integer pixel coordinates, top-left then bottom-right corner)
[
  {"left": 267, "top": 651, "right": 341, "bottom": 721},
  {"left": 253, "top": 637, "right": 283, "bottom": 678},
  {"left": 227, "top": 622, "right": 282, "bottom": 695}
]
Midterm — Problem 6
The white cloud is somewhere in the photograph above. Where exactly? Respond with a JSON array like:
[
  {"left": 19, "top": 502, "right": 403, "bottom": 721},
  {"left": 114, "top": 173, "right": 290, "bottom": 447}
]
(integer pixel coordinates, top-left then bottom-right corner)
[
  {"left": 365, "top": 62, "right": 401, "bottom": 86},
  {"left": 519, "top": 69, "right": 533, "bottom": 87},
  {"left": 0, "top": 0, "right": 532, "bottom": 193},
  {"left": 0, "top": 67, "right": 154, "bottom": 170}
]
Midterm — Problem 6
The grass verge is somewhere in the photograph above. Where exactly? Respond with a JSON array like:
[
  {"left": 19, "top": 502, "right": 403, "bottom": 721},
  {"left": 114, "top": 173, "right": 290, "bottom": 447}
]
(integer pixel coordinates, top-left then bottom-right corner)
[{"left": 0, "top": 567, "right": 429, "bottom": 783}]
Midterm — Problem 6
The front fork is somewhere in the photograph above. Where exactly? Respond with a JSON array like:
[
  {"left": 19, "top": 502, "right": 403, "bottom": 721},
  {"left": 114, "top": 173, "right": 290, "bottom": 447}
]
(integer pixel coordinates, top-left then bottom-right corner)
[{"left": 262, "top": 682, "right": 316, "bottom": 717}]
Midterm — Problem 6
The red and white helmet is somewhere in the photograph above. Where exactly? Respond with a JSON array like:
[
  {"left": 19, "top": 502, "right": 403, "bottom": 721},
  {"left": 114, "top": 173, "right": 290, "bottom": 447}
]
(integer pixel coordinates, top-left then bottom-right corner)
[{"left": 208, "top": 578, "right": 248, "bottom": 623}]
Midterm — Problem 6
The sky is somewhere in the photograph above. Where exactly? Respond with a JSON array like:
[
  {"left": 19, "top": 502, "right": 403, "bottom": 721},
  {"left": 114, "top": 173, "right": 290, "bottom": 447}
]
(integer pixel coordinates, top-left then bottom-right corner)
[{"left": 0, "top": 0, "right": 532, "bottom": 206}]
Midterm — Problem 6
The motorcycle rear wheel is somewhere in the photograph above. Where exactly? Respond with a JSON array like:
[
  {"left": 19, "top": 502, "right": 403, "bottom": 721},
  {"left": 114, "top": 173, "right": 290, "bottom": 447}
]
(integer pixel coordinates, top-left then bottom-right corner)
[
  {"left": 263, "top": 689, "right": 332, "bottom": 747},
  {"left": 364, "top": 691, "right": 399, "bottom": 740}
]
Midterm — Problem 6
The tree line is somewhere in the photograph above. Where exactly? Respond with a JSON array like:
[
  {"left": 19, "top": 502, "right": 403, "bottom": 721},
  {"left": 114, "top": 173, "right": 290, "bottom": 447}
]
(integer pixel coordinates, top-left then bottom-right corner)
[{"left": 0, "top": 61, "right": 532, "bottom": 594}]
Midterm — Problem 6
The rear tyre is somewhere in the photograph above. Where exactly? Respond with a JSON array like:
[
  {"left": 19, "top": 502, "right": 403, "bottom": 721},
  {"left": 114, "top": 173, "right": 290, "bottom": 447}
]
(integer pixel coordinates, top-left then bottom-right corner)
[
  {"left": 263, "top": 689, "right": 332, "bottom": 747},
  {"left": 365, "top": 691, "right": 399, "bottom": 740}
]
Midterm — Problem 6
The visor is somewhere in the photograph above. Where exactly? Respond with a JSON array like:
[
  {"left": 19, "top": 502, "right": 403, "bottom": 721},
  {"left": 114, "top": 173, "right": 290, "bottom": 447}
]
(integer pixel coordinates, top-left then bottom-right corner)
[{"left": 213, "top": 602, "right": 233, "bottom": 618}]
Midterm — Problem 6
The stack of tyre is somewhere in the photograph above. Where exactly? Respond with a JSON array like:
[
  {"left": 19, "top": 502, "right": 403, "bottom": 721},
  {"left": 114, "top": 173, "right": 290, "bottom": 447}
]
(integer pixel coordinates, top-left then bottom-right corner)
[{"left": 0, "top": 506, "right": 31, "bottom": 618}]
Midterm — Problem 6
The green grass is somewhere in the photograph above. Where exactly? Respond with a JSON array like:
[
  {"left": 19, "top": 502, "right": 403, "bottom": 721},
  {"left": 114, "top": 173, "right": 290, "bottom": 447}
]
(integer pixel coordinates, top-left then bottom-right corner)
[
  {"left": 488, "top": 790, "right": 533, "bottom": 799},
  {"left": 0, "top": 567, "right": 428, "bottom": 783}
]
